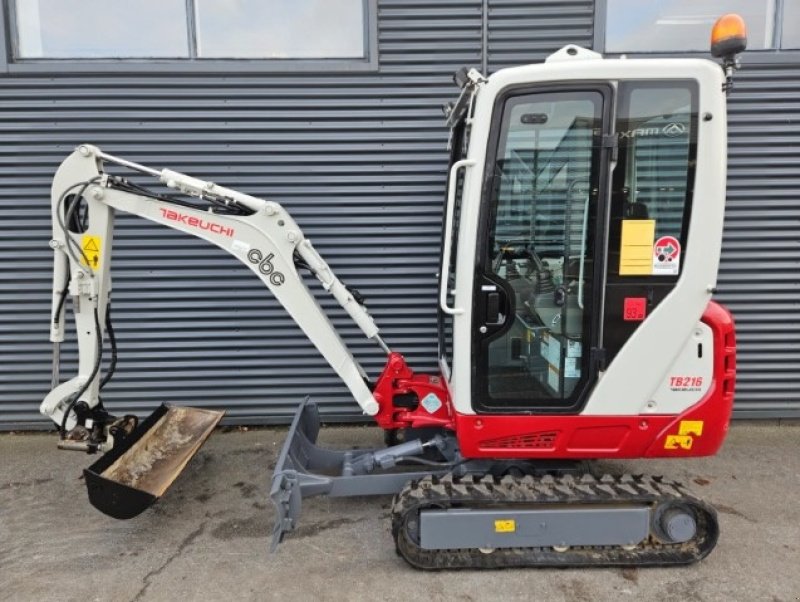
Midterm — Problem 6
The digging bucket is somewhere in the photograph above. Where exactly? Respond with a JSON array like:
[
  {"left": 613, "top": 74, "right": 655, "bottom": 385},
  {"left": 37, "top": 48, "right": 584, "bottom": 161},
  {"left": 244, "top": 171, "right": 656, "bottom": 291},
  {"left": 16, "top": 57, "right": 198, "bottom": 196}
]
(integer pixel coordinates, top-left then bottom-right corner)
[{"left": 83, "top": 404, "right": 224, "bottom": 519}]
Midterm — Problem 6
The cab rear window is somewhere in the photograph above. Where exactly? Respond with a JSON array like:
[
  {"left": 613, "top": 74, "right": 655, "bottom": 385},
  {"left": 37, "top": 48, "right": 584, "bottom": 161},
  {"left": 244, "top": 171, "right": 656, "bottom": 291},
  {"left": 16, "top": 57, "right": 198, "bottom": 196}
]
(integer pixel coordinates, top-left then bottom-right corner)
[{"left": 609, "top": 81, "right": 698, "bottom": 279}]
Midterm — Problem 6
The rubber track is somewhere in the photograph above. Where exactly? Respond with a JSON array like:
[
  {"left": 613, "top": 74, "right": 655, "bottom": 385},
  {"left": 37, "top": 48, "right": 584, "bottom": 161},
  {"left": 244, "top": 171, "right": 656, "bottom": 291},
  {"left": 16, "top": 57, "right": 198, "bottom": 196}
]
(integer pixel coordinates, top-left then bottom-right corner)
[{"left": 391, "top": 473, "right": 719, "bottom": 570}]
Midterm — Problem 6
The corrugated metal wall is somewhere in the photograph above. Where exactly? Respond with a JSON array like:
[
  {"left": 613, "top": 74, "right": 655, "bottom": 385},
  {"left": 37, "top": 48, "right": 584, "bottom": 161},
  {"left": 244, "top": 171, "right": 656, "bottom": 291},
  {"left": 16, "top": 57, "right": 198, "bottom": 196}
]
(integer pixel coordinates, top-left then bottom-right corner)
[
  {"left": 718, "top": 60, "right": 800, "bottom": 418},
  {"left": 486, "top": 0, "right": 594, "bottom": 70},
  {"left": 0, "top": 0, "right": 797, "bottom": 428},
  {"left": 0, "top": 0, "right": 488, "bottom": 427}
]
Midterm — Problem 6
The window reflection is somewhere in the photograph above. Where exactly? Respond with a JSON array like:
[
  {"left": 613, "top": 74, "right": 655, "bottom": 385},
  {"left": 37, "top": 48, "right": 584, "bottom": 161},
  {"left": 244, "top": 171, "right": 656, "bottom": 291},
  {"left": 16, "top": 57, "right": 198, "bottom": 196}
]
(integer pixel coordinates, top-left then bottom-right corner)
[
  {"left": 782, "top": 0, "right": 800, "bottom": 49},
  {"left": 605, "top": 0, "right": 775, "bottom": 52},
  {"left": 195, "top": 0, "right": 366, "bottom": 59},
  {"left": 15, "top": 0, "right": 190, "bottom": 58},
  {"left": 14, "top": 0, "right": 367, "bottom": 60}
]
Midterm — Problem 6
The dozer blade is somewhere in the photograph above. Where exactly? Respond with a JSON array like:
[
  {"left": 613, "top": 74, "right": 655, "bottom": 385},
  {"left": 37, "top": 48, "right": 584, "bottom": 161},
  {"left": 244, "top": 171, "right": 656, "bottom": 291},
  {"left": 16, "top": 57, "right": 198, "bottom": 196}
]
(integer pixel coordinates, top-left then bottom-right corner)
[
  {"left": 83, "top": 404, "right": 224, "bottom": 519},
  {"left": 269, "top": 397, "right": 453, "bottom": 551}
]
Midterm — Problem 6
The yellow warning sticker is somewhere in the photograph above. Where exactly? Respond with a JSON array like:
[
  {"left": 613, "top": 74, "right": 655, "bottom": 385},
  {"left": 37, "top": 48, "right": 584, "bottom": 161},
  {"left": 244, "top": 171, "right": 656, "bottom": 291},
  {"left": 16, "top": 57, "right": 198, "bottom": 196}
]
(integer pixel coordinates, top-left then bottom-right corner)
[
  {"left": 678, "top": 420, "right": 704, "bottom": 437},
  {"left": 664, "top": 421, "right": 704, "bottom": 450},
  {"left": 80, "top": 234, "right": 102, "bottom": 270},
  {"left": 664, "top": 435, "right": 693, "bottom": 450},
  {"left": 619, "top": 219, "right": 655, "bottom": 275},
  {"left": 494, "top": 519, "right": 516, "bottom": 533}
]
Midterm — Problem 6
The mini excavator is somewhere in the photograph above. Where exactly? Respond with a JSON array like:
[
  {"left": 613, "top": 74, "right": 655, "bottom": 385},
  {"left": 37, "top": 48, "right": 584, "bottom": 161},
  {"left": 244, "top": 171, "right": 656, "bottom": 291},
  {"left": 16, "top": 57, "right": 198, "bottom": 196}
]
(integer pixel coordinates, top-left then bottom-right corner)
[{"left": 41, "top": 16, "right": 746, "bottom": 569}]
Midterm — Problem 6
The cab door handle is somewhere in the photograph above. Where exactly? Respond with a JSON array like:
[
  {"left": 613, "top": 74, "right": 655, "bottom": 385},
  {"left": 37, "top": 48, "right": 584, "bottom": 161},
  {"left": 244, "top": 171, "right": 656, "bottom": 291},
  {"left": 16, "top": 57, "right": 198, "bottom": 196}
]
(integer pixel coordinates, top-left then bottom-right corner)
[{"left": 486, "top": 292, "right": 500, "bottom": 323}]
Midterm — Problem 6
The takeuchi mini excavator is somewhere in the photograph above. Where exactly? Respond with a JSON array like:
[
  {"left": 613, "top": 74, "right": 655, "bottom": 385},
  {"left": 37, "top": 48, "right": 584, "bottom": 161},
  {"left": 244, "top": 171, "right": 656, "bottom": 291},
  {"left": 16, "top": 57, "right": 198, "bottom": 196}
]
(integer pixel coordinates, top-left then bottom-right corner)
[{"left": 41, "top": 16, "right": 747, "bottom": 569}]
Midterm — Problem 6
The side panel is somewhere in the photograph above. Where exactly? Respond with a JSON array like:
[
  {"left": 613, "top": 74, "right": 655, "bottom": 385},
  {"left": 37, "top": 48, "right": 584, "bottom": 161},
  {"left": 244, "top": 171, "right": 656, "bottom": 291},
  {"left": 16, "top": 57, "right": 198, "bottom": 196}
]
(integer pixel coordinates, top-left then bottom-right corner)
[
  {"left": 582, "top": 66, "right": 727, "bottom": 415},
  {"left": 601, "top": 81, "right": 699, "bottom": 373},
  {"left": 648, "top": 323, "right": 713, "bottom": 414},
  {"left": 455, "top": 301, "right": 735, "bottom": 459},
  {"left": 644, "top": 301, "right": 736, "bottom": 457}
]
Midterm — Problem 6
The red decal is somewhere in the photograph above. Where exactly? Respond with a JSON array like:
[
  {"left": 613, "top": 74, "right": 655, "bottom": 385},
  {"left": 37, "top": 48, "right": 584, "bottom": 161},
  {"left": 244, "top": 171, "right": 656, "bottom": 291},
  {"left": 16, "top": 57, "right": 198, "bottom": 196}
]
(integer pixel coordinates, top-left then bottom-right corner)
[
  {"left": 653, "top": 235, "right": 681, "bottom": 275},
  {"left": 654, "top": 236, "right": 680, "bottom": 261},
  {"left": 159, "top": 207, "right": 235, "bottom": 237},
  {"left": 623, "top": 297, "right": 647, "bottom": 321},
  {"left": 669, "top": 376, "right": 704, "bottom": 391}
]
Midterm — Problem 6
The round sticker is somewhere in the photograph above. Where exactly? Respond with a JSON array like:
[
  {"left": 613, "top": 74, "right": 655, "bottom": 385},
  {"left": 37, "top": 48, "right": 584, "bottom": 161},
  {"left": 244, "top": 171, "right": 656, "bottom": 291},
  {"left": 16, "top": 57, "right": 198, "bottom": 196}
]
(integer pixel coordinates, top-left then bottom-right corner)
[{"left": 653, "top": 236, "right": 680, "bottom": 275}]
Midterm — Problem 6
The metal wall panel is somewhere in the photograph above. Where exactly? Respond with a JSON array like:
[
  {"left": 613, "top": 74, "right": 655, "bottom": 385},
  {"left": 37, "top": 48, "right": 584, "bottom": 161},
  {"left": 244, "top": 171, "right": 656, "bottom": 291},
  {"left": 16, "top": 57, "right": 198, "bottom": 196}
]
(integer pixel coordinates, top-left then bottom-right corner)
[
  {"left": 1, "top": 1, "right": 796, "bottom": 428},
  {"left": 487, "top": 0, "right": 594, "bottom": 69},
  {"left": 0, "top": 0, "right": 486, "bottom": 427},
  {"left": 716, "top": 60, "right": 800, "bottom": 418}
]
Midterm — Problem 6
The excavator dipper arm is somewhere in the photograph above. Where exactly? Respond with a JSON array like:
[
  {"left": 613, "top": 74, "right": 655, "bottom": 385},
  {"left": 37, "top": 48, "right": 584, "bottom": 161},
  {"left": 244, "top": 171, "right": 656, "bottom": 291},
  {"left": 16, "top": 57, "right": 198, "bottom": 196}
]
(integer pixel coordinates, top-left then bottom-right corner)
[{"left": 41, "top": 144, "right": 384, "bottom": 440}]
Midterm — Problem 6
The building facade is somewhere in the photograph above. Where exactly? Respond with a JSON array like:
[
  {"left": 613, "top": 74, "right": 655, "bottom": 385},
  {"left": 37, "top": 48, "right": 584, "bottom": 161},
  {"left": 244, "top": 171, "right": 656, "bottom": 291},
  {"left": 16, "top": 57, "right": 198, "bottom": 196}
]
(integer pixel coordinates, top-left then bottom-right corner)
[{"left": 1, "top": 0, "right": 798, "bottom": 427}]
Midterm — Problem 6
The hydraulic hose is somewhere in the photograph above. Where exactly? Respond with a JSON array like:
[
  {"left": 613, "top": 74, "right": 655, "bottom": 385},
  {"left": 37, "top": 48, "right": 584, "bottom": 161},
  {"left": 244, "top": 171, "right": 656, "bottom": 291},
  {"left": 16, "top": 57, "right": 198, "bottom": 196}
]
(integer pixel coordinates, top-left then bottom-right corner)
[{"left": 59, "top": 305, "right": 103, "bottom": 437}]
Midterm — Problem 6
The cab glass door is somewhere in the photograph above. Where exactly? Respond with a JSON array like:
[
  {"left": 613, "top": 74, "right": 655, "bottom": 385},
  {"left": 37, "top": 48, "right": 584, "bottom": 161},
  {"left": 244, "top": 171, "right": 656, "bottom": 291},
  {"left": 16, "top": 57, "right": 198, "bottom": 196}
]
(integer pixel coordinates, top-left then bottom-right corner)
[{"left": 473, "top": 86, "right": 609, "bottom": 412}]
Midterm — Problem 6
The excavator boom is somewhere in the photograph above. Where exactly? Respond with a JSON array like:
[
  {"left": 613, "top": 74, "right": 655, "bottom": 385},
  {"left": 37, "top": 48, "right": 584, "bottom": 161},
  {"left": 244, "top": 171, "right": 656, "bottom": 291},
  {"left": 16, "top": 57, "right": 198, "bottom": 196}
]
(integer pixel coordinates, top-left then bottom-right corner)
[
  {"left": 43, "top": 145, "right": 396, "bottom": 516},
  {"left": 44, "top": 145, "right": 387, "bottom": 431}
]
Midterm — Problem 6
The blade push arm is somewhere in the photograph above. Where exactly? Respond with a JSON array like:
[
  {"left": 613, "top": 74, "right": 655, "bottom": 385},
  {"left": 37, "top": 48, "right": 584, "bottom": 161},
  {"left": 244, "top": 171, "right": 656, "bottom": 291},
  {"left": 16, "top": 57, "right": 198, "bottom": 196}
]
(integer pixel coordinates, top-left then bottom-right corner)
[{"left": 42, "top": 144, "right": 384, "bottom": 434}]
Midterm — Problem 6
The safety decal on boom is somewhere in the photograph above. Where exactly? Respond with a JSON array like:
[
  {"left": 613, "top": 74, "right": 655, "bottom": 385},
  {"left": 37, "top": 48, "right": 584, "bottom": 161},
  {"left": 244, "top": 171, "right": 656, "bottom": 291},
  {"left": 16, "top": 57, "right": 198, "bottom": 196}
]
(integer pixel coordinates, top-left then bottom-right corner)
[
  {"left": 80, "top": 235, "right": 102, "bottom": 270},
  {"left": 664, "top": 420, "right": 704, "bottom": 450}
]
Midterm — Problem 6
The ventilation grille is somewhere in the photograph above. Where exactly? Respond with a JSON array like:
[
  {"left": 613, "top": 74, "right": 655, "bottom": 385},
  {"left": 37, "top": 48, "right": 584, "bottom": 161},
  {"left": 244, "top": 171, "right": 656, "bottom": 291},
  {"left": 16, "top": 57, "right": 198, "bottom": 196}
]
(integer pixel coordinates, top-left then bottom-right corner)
[{"left": 480, "top": 431, "right": 560, "bottom": 450}]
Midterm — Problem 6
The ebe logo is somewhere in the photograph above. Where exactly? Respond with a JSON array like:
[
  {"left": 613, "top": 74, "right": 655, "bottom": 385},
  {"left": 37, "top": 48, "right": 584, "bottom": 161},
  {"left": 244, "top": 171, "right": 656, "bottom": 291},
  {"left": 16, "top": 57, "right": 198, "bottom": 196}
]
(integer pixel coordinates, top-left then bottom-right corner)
[{"left": 247, "top": 249, "right": 285, "bottom": 286}]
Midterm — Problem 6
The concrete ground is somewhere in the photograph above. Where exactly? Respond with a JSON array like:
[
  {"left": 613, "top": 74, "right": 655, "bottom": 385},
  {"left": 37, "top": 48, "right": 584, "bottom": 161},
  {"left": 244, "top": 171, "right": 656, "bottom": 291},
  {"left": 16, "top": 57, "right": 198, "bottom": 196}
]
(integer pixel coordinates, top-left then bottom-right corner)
[{"left": 1, "top": 422, "right": 798, "bottom": 602}]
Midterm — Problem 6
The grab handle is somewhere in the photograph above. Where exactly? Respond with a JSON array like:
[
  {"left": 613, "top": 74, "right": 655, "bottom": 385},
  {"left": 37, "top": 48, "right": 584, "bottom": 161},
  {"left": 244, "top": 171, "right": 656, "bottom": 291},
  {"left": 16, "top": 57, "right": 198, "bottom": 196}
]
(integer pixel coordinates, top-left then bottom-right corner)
[{"left": 440, "top": 159, "right": 475, "bottom": 316}]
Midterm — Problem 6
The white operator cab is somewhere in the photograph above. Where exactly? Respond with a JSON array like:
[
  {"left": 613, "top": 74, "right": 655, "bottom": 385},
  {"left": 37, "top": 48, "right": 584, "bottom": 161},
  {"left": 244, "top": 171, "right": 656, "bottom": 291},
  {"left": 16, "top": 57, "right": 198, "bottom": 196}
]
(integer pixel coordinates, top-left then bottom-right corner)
[{"left": 439, "top": 46, "right": 727, "bottom": 418}]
